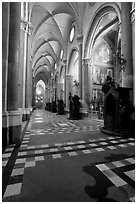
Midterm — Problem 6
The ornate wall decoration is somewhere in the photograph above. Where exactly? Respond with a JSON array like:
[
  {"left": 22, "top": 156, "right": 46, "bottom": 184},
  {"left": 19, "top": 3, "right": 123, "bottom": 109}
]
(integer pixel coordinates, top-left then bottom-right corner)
[{"left": 21, "top": 18, "right": 33, "bottom": 35}]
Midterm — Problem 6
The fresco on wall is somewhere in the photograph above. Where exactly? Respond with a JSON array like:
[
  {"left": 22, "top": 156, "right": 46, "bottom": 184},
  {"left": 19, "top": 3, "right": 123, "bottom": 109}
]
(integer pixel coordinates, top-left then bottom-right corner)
[
  {"left": 94, "top": 44, "right": 111, "bottom": 64},
  {"left": 93, "top": 42, "right": 113, "bottom": 85}
]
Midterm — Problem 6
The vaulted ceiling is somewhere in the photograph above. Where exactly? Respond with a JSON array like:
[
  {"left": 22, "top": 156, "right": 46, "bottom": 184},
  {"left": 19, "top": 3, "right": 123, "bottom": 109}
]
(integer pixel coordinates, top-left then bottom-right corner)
[
  {"left": 29, "top": 2, "right": 87, "bottom": 85},
  {"left": 29, "top": 2, "right": 119, "bottom": 86}
]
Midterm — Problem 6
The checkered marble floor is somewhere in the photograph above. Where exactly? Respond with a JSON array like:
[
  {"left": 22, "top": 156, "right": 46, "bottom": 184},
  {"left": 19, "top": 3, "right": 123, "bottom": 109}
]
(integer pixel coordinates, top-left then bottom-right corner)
[
  {"left": 95, "top": 156, "right": 135, "bottom": 202},
  {"left": 2, "top": 133, "right": 135, "bottom": 200},
  {"left": 2, "top": 110, "right": 135, "bottom": 201},
  {"left": 30, "top": 110, "right": 104, "bottom": 126}
]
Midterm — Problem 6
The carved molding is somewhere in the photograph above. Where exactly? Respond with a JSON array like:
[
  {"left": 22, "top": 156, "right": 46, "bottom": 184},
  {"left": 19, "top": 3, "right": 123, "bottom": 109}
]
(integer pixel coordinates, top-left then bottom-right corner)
[
  {"left": 131, "top": 2, "right": 135, "bottom": 23},
  {"left": 131, "top": 11, "right": 135, "bottom": 23},
  {"left": 77, "top": 34, "right": 83, "bottom": 44},
  {"left": 82, "top": 58, "right": 90, "bottom": 65},
  {"left": 28, "top": 22, "right": 34, "bottom": 35},
  {"left": 21, "top": 18, "right": 28, "bottom": 32},
  {"left": 21, "top": 18, "right": 33, "bottom": 35}
]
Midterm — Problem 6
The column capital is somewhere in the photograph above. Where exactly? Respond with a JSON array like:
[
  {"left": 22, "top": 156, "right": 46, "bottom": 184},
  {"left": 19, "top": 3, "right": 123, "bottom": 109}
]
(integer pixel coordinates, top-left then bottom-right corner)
[
  {"left": 21, "top": 18, "right": 27, "bottom": 32},
  {"left": 77, "top": 34, "right": 83, "bottom": 44},
  {"left": 28, "top": 21, "right": 34, "bottom": 35},
  {"left": 21, "top": 18, "right": 34, "bottom": 35},
  {"left": 82, "top": 58, "right": 90, "bottom": 65},
  {"left": 65, "top": 74, "right": 73, "bottom": 79},
  {"left": 63, "top": 59, "right": 67, "bottom": 64},
  {"left": 130, "top": 2, "right": 135, "bottom": 23}
]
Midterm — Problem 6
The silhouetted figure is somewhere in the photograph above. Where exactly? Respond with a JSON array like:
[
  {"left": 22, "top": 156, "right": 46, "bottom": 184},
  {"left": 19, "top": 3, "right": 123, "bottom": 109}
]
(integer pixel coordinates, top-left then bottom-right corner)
[
  {"left": 72, "top": 95, "right": 81, "bottom": 119},
  {"left": 69, "top": 92, "right": 73, "bottom": 119},
  {"left": 58, "top": 99, "right": 64, "bottom": 115}
]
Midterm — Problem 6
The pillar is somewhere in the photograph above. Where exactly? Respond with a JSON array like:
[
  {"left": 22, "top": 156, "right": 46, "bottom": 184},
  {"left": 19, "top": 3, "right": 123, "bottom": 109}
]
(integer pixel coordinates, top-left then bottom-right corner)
[
  {"left": 2, "top": 2, "right": 10, "bottom": 148},
  {"left": 47, "top": 85, "right": 50, "bottom": 102},
  {"left": 25, "top": 20, "right": 33, "bottom": 118},
  {"left": 63, "top": 59, "right": 67, "bottom": 106},
  {"left": 45, "top": 87, "right": 48, "bottom": 104},
  {"left": 7, "top": 3, "right": 22, "bottom": 145},
  {"left": 121, "top": 2, "right": 133, "bottom": 88},
  {"left": 82, "top": 58, "right": 89, "bottom": 104},
  {"left": 77, "top": 34, "right": 83, "bottom": 99},
  {"left": 65, "top": 75, "right": 73, "bottom": 106},
  {"left": 131, "top": 2, "right": 135, "bottom": 106},
  {"left": 114, "top": 22, "right": 121, "bottom": 85},
  {"left": 20, "top": 14, "right": 28, "bottom": 120},
  {"left": 49, "top": 81, "right": 53, "bottom": 102},
  {"left": 18, "top": 19, "right": 24, "bottom": 114},
  {"left": 25, "top": 53, "right": 33, "bottom": 118},
  {"left": 32, "top": 77, "right": 36, "bottom": 109},
  {"left": 57, "top": 83, "right": 64, "bottom": 100}
]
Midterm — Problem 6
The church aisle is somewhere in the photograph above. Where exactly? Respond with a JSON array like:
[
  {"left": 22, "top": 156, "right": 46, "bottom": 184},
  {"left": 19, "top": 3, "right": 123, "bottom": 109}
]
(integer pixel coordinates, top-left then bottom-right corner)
[{"left": 2, "top": 110, "right": 135, "bottom": 202}]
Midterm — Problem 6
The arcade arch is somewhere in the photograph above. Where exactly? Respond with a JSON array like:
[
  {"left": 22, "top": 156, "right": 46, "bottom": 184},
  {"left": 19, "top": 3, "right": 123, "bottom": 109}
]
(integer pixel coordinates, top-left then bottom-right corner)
[{"left": 85, "top": 7, "right": 120, "bottom": 111}]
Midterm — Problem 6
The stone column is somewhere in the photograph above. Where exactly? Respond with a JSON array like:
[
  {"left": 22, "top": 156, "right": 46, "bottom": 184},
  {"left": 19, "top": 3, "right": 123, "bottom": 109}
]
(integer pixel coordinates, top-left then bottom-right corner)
[
  {"left": 77, "top": 34, "right": 83, "bottom": 99},
  {"left": 47, "top": 85, "right": 50, "bottom": 102},
  {"left": 65, "top": 75, "right": 73, "bottom": 106},
  {"left": 121, "top": 2, "right": 133, "bottom": 88},
  {"left": 20, "top": 18, "right": 28, "bottom": 120},
  {"left": 7, "top": 3, "right": 22, "bottom": 145},
  {"left": 131, "top": 2, "right": 135, "bottom": 105},
  {"left": 114, "top": 23, "right": 121, "bottom": 85},
  {"left": 18, "top": 18, "right": 25, "bottom": 114},
  {"left": 32, "top": 77, "right": 36, "bottom": 109},
  {"left": 82, "top": 58, "right": 89, "bottom": 104},
  {"left": 63, "top": 59, "right": 67, "bottom": 106},
  {"left": 57, "top": 83, "right": 64, "bottom": 100},
  {"left": 52, "top": 86, "right": 56, "bottom": 101},
  {"left": 45, "top": 87, "right": 48, "bottom": 104},
  {"left": 25, "top": 23, "right": 33, "bottom": 118},
  {"left": 2, "top": 2, "right": 10, "bottom": 148},
  {"left": 49, "top": 81, "right": 53, "bottom": 102}
]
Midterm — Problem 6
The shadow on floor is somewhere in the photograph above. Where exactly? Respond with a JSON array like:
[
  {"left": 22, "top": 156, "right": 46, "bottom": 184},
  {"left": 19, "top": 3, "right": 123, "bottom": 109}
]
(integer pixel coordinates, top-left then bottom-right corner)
[{"left": 83, "top": 153, "right": 133, "bottom": 202}]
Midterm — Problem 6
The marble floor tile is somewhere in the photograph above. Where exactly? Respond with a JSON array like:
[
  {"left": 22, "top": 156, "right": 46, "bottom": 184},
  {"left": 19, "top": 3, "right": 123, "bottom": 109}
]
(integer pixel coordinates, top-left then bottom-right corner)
[
  {"left": 96, "top": 148, "right": 105, "bottom": 152},
  {"left": 100, "top": 142, "right": 108, "bottom": 145},
  {"left": 109, "top": 176, "right": 127, "bottom": 187},
  {"left": 35, "top": 150, "right": 43, "bottom": 154},
  {"left": 89, "top": 143, "right": 97, "bottom": 147},
  {"left": 52, "top": 154, "right": 61, "bottom": 159},
  {"left": 124, "top": 170, "right": 135, "bottom": 181},
  {"left": 77, "top": 145, "right": 85, "bottom": 149},
  {"left": 112, "top": 161, "right": 125, "bottom": 168},
  {"left": 35, "top": 156, "right": 44, "bottom": 161},
  {"left": 82, "top": 149, "right": 92, "bottom": 154},
  {"left": 118, "top": 144, "right": 127, "bottom": 148},
  {"left": 96, "top": 163, "right": 109, "bottom": 171},
  {"left": 25, "top": 161, "right": 35, "bottom": 168},
  {"left": 4, "top": 183, "right": 22, "bottom": 198},
  {"left": 50, "top": 148, "right": 58, "bottom": 152},
  {"left": 68, "top": 152, "right": 78, "bottom": 156},
  {"left": 64, "top": 146, "right": 73, "bottom": 150},
  {"left": 18, "top": 152, "right": 27, "bottom": 156},
  {"left": 11, "top": 168, "right": 24, "bottom": 176},
  {"left": 107, "top": 146, "right": 116, "bottom": 150},
  {"left": 125, "top": 158, "right": 135, "bottom": 164},
  {"left": 15, "top": 158, "right": 26, "bottom": 164}
]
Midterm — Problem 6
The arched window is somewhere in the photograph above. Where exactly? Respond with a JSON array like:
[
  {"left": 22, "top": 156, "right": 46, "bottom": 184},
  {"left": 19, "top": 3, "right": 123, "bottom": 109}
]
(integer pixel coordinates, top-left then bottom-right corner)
[{"left": 69, "top": 26, "right": 75, "bottom": 43}]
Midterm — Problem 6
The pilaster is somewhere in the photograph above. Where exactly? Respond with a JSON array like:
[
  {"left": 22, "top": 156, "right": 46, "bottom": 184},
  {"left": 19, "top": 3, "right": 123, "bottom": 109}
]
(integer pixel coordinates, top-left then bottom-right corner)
[
  {"left": 2, "top": 2, "right": 10, "bottom": 148},
  {"left": 63, "top": 59, "right": 67, "bottom": 105},
  {"left": 65, "top": 75, "right": 73, "bottom": 106},
  {"left": 121, "top": 2, "right": 133, "bottom": 88},
  {"left": 131, "top": 2, "right": 135, "bottom": 106},
  {"left": 82, "top": 58, "right": 90, "bottom": 104},
  {"left": 7, "top": 3, "right": 22, "bottom": 145},
  {"left": 77, "top": 34, "right": 83, "bottom": 99}
]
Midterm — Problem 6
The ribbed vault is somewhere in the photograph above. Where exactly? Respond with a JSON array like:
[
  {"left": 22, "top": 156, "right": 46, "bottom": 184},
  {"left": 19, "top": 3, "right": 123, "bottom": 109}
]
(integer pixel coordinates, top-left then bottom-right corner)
[{"left": 29, "top": 2, "right": 86, "bottom": 85}]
